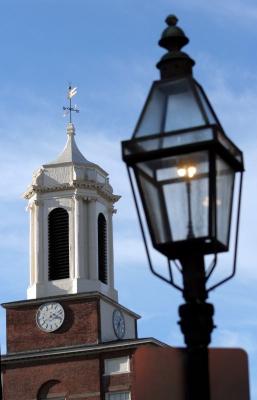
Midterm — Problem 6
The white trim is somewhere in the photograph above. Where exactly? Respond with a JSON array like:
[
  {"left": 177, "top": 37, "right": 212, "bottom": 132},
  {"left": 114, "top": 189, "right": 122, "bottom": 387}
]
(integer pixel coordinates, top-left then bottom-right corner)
[
  {"left": 104, "top": 356, "right": 130, "bottom": 375},
  {"left": 105, "top": 392, "right": 131, "bottom": 400}
]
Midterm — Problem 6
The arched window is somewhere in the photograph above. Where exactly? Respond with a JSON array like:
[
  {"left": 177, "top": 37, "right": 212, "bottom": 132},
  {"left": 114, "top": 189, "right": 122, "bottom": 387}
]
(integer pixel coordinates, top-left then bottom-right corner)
[
  {"left": 48, "top": 208, "right": 69, "bottom": 280},
  {"left": 37, "top": 380, "right": 66, "bottom": 400},
  {"left": 98, "top": 213, "right": 108, "bottom": 284}
]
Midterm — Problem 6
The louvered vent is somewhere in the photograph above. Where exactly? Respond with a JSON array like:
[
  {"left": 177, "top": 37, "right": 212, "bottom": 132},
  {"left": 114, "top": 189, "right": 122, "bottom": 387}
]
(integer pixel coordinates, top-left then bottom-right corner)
[
  {"left": 48, "top": 208, "right": 70, "bottom": 281},
  {"left": 98, "top": 213, "right": 108, "bottom": 284}
]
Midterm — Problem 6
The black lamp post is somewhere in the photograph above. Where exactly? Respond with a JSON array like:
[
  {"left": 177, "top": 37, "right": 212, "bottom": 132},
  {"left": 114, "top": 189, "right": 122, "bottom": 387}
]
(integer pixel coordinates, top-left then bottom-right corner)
[{"left": 122, "top": 15, "right": 244, "bottom": 400}]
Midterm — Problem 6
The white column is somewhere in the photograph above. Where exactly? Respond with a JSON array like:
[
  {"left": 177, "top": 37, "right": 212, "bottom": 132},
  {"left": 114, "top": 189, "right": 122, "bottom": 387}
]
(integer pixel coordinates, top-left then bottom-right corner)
[
  {"left": 28, "top": 202, "right": 34, "bottom": 286},
  {"left": 74, "top": 194, "right": 84, "bottom": 279},
  {"left": 88, "top": 198, "right": 98, "bottom": 280},
  {"left": 34, "top": 200, "right": 43, "bottom": 283},
  {"left": 108, "top": 206, "right": 115, "bottom": 289}
]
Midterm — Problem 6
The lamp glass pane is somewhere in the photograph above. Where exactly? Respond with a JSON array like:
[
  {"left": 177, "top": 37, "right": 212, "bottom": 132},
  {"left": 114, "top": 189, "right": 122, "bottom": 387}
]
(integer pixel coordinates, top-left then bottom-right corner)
[
  {"left": 134, "top": 83, "right": 166, "bottom": 137},
  {"left": 136, "top": 162, "right": 171, "bottom": 244},
  {"left": 195, "top": 84, "right": 217, "bottom": 125},
  {"left": 135, "top": 151, "right": 209, "bottom": 245},
  {"left": 216, "top": 156, "right": 235, "bottom": 247},
  {"left": 134, "top": 78, "right": 215, "bottom": 138},
  {"left": 164, "top": 80, "right": 205, "bottom": 131}
]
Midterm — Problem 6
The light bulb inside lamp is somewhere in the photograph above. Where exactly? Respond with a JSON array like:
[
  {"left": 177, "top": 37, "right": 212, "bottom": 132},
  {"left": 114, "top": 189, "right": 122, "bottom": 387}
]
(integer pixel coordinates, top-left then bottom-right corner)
[
  {"left": 177, "top": 167, "right": 187, "bottom": 177},
  {"left": 187, "top": 166, "right": 197, "bottom": 178},
  {"left": 177, "top": 165, "right": 197, "bottom": 179}
]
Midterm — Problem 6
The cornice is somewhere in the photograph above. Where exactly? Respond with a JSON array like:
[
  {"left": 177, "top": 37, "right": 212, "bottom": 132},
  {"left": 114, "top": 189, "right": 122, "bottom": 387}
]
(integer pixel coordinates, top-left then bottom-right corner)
[
  {"left": 2, "top": 338, "right": 169, "bottom": 366},
  {"left": 1, "top": 291, "right": 141, "bottom": 319},
  {"left": 23, "top": 181, "right": 121, "bottom": 204}
]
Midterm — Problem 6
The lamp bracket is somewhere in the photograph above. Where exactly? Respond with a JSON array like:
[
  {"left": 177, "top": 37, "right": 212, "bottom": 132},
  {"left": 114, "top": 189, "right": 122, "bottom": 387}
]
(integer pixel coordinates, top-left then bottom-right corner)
[
  {"left": 127, "top": 166, "right": 183, "bottom": 291},
  {"left": 206, "top": 171, "right": 244, "bottom": 292}
]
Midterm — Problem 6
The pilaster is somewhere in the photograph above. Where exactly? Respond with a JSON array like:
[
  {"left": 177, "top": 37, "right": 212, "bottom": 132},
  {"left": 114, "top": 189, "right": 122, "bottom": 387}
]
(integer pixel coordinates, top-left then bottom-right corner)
[
  {"left": 27, "top": 202, "right": 34, "bottom": 286},
  {"left": 108, "top": 206, "right": 115, "bottom": 289},
  {"left": 88, "top": 197, "right": 98, "bottom": 281},
  {"left": 73, "top": 194, "right": 85, "bottom": 279},
  {"left": 34, "top": 199, "right": 44, "bottom": 284}
]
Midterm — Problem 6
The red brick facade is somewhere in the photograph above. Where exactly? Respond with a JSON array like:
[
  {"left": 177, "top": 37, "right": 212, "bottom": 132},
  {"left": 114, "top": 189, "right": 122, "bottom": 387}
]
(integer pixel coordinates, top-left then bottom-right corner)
[
  {"left": 3, "top": 357, "right": 101, "bottom": 400},
  {"left": 2, "top": 345, "right": 138, "bottom": 399},
  {"left": 2, "top": 294, "right": 152, "bottom": 400},
  {"left": 6, "top": 296, "right": 99, "bottom": 353},
  {"left": 2, "top": 296, "right": 250, "bottom": 400}
]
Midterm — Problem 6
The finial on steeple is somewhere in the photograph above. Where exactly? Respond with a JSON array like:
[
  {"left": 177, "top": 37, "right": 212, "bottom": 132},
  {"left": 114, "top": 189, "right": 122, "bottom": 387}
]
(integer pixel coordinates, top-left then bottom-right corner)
[
  {"left": 63, "top": 84, "right": 80, "bottom": 124},
  {"left": 67, "top": 122, "right": 76, "bottom": 137},
  {"left": 156, "top": 15, "right": 195, "bottom": 80}
]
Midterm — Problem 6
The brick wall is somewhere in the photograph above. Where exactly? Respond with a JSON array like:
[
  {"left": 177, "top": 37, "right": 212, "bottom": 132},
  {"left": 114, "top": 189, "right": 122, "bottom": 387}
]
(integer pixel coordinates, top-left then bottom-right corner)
[
  {"left": 6, "top": 297, "right": 99, "bottom": 352},
  {"left": 3, "top": 350, "right": 136, "bottom": 400},
  {"left": 3, "top": 295, "right": 139, "bottom": 399},
  {"left": 3, "top": 356, "right": 101, "bottom": 400}
]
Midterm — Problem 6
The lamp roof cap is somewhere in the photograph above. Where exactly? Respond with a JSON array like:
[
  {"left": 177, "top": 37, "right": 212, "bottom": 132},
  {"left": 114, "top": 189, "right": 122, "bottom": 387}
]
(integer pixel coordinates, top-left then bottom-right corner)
[
  {"left": 159, "top": 15, "right": 189, "bottom": 51},
  {"left": 157, "top": 14, "right": 195, "bottom": 79}
]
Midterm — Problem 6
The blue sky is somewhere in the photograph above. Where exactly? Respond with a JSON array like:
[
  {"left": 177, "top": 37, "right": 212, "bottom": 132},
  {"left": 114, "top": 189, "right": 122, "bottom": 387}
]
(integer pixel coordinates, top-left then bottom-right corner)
[{"left": 0, "top": 0, "right": 257, "bottom": 397}]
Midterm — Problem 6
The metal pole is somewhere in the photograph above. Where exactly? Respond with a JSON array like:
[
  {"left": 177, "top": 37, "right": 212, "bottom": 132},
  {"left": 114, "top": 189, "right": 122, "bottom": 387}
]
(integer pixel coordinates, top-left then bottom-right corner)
[
  {"left": 186, "top": 181, "right": 194, "bottom": 239},
  {"left": 179, "top": 253, "right": 215, "bottom": 400},
  {"left": 0, "top": 344, "right": 2, "bottom": 399}
]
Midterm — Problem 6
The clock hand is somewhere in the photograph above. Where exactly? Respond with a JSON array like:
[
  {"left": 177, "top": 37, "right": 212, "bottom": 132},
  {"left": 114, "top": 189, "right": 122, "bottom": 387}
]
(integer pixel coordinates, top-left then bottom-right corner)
[{"left": 52, "top": 313, "right": 62, "bottom": 320}]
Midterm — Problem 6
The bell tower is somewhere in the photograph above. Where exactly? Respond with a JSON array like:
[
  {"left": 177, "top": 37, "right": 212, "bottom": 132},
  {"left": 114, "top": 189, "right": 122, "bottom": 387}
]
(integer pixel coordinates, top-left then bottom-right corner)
[
  {"left": 24, "top": 122, "right": 120, "bottom": 301},
  {"left": 1, "top": 88, "right": 143, "bottom": 400}
]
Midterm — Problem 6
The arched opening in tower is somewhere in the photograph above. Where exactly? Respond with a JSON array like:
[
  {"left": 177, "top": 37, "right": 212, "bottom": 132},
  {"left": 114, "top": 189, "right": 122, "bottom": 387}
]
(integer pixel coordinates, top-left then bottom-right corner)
[
  {"left": 98, "top": 213, "right": 108, "bottom": 284},
  {"left": 48, "top": 207, "right": 70, "bottom": 280}
]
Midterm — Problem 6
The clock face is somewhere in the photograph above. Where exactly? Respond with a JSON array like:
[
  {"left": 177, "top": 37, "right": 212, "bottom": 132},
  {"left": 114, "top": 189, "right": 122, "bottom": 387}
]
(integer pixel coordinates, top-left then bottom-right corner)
[
  {"left": 36, "top": 302, "right": 65, "bottom": 333},
  {"left": 113, "top": 309, "right": 126, "bottom": 339}
]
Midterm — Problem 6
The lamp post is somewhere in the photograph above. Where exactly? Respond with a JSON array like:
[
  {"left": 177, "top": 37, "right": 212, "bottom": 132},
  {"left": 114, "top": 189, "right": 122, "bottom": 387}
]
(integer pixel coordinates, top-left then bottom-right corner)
[{"left": 122, "top": 15, "right": 244, "bottom": 400}]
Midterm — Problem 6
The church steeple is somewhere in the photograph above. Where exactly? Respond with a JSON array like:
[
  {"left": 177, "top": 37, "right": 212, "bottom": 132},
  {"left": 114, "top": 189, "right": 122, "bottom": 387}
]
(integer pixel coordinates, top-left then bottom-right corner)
[
  {"left": 24, "top": 119, "right": 120, "bottom": 301},
  {"left": 50, "top": 122, "right": 89, "bottom": 164}
]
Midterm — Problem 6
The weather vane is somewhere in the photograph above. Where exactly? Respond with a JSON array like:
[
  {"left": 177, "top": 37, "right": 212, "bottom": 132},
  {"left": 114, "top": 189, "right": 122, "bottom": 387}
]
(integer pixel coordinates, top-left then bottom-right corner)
[{"left": 63, "top": 84, "right": 79, "bottom": 123}]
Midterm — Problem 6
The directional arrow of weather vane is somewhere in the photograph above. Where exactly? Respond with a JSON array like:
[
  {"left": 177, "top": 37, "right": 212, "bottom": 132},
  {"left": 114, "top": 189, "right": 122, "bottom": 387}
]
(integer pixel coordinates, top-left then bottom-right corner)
[{"left": 63, "top": 85, "right": 79, "bottom": 123}]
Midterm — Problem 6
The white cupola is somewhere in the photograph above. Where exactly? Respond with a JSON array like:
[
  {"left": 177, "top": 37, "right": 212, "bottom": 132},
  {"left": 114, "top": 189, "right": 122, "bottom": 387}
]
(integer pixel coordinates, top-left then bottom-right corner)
[{"left": 24, "top": 123, "right": 120, "bottom": 301}]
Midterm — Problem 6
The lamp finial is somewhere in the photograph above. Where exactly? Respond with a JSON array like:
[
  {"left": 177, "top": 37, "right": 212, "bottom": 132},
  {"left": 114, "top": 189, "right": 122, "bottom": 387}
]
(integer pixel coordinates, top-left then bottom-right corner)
[
  {"left": 157, "top": 15, "right": 195, "bottom": 79},
  {"left": 165, "top": 14, "right": 178, "bottom": 26}
]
